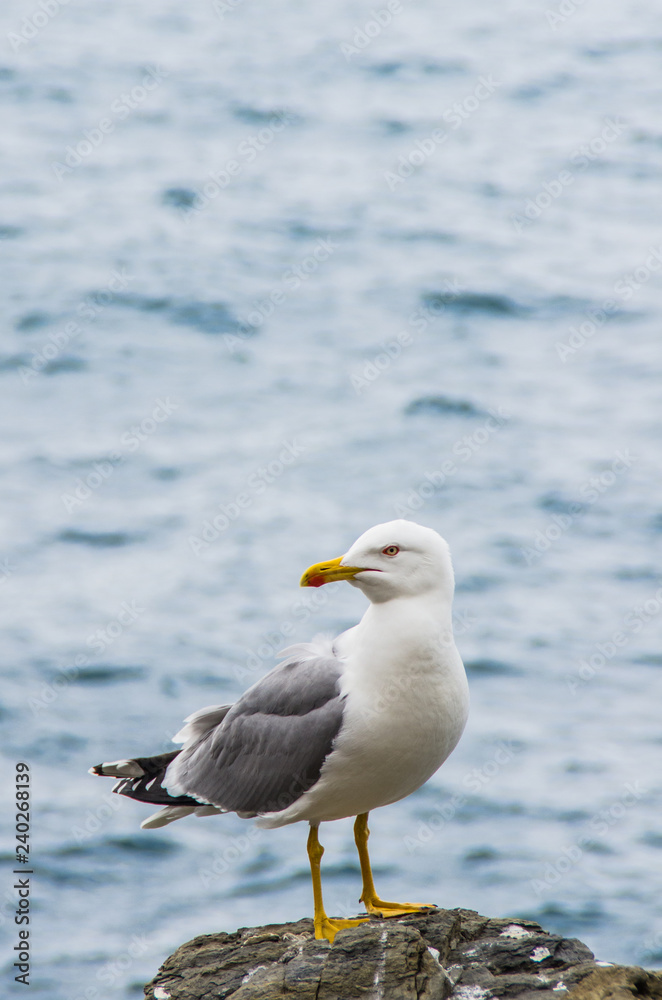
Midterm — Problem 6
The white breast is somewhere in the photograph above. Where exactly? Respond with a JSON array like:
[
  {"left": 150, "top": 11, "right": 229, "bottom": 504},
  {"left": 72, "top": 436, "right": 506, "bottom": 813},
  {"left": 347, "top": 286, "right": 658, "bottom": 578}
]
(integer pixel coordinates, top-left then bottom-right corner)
[{"left": 259, "top": 597, "right": 469, "bottom": 828}]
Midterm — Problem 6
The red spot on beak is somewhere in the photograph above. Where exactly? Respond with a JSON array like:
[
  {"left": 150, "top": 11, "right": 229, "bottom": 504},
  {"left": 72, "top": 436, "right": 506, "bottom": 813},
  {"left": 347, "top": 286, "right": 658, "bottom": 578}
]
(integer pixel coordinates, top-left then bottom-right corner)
[{"left": 307, "top": 574, "right": 326, "bottom": 588}]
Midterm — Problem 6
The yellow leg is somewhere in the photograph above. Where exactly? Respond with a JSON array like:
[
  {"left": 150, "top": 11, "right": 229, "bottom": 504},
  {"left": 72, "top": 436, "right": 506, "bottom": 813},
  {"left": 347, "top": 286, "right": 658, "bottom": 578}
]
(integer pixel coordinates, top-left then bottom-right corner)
[
  {"left": 307, "top": 824, "right": 368, "bottom": 943},
  {"left": 354, "top": 813, "right": 437, "bottom": 918}
]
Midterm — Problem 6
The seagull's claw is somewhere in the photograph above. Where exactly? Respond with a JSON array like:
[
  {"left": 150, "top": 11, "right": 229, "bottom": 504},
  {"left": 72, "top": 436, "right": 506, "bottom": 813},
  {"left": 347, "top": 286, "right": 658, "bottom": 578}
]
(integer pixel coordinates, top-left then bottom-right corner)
[
  {"left": 361, "top": 895, "right": 437, "bottom": 919},
  {"left": 315, "top": 915, "right": 369, "bottom": 943}
]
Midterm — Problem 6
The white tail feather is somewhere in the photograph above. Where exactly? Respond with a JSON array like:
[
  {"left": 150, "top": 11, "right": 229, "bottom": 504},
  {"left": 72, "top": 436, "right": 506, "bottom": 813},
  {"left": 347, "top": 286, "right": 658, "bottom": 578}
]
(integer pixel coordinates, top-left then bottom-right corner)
[
  {"left": 141, "top": 806, "right": 198, "bottom": 829},
  {"left": 194, "top": 805, "right": 224, "bottom": 818},
  {"left": 89, "top": 759, "right": 145, "bottom": 778}
]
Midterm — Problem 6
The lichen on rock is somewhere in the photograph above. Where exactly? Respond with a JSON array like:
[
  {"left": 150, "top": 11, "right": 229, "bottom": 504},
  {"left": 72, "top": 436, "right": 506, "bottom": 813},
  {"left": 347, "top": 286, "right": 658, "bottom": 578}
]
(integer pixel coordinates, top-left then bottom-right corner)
[{"left": 144, "top": 908, "right": 662, "bottom": 1000}]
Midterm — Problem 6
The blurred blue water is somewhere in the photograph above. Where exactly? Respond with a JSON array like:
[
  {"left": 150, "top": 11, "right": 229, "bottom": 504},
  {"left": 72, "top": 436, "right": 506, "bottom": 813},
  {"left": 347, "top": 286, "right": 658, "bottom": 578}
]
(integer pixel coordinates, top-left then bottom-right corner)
[{"left": 1, "top": 1, "right": 661, "bottom": 996}]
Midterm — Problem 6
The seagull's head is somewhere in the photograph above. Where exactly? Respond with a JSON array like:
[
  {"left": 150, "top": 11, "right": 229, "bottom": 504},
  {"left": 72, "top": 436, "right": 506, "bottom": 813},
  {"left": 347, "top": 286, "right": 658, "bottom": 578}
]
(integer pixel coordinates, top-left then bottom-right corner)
[{"left": 300, "top": 519, "right": 454, "bottom": 603}]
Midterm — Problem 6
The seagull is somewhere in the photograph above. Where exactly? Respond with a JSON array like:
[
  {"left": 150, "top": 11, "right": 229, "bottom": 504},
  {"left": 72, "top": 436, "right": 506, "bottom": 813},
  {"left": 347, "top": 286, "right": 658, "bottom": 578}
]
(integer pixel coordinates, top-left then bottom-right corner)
[{"left": 90, "top": 519, "right": 469, "bottom": 942}]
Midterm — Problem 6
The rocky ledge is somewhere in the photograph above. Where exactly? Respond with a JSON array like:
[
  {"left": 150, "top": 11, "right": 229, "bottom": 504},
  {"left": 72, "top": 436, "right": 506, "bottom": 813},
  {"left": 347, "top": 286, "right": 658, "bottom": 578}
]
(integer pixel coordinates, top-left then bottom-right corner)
[{"left": 144, "top": 908, "right": 662, "bottom": 1000}]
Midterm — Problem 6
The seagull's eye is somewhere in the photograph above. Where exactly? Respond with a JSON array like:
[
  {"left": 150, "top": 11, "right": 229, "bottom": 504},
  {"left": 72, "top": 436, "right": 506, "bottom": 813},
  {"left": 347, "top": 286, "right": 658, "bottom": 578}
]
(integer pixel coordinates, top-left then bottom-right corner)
[{"left": 382, "top": 545, "right": 400, "bottom": 556}]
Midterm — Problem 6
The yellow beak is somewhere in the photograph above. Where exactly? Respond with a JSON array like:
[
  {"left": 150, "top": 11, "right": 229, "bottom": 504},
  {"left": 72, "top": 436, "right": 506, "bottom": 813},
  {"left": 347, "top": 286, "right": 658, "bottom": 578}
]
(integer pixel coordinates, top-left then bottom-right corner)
[{"left": 300, "top": 555, "right": 365, "bottom": 588}]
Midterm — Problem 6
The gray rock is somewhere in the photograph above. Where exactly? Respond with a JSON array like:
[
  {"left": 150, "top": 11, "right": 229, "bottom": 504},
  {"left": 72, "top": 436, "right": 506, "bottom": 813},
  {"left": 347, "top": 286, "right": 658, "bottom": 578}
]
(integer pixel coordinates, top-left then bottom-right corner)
[{"left": 143, "top": 908, "right": 662, "bottom": 1000}]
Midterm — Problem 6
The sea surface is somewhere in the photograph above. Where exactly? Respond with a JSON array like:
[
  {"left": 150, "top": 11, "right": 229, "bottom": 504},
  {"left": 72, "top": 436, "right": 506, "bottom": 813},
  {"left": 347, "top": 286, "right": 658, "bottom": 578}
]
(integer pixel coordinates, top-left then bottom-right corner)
[{"left": 1, "top": 1, "right": 661, "bottom": 996}]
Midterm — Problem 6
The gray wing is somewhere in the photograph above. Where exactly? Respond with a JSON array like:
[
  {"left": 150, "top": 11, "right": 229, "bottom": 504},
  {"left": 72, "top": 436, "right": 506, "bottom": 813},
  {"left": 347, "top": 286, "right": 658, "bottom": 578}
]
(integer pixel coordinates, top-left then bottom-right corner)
[{"left": 165, "top": 639, "right": 345, "bottom": 816}]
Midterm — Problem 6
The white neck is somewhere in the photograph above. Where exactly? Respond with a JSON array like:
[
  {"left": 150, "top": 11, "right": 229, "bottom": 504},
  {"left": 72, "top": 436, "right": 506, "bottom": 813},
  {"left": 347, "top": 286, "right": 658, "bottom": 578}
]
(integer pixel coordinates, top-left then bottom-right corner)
[{"left": 338, "top": 590, "right": 459, "bottom": 683}]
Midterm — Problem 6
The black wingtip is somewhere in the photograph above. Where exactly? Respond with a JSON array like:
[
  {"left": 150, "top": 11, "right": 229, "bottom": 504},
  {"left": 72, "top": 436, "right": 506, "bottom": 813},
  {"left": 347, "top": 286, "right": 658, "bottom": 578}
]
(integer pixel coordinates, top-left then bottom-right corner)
[{"left": 90, "top": 764, "right": 104, "bottom": 775}]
